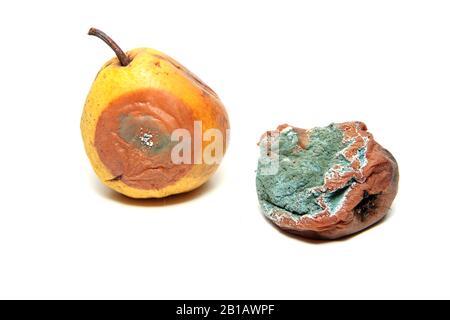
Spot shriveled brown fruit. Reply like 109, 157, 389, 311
256, 122, 399, 240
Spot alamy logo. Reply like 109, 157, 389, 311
258, 131, 280, 175
171, 121, 230, 165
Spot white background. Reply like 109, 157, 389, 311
0, 0, 449, 299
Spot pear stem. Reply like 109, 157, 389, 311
88, 28, 131, 66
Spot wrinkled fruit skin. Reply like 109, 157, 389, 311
81, 48, 229, 198
256, 122, 399, 240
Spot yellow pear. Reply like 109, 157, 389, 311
81, 28, 229, 198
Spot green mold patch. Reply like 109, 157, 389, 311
322, 180, 354, 214
118, 114, 172, 154
257, 124, 358, 217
